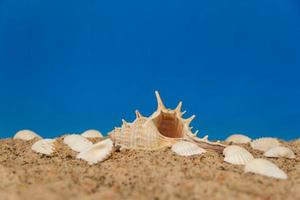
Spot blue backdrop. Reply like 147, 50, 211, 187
0, 1, 299, 140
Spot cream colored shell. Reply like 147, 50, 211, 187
13, 130, 42, 141
81, 129, 103, 138
250, 137, 280, 152
171, 141, 206, 156
63, 134, 93, 152
77, 138, 113, 165
225, 134, 251, 144
245, 158, 287, 179
223, 145, 254, 165
264, 146, 296, 159
31, 139, 55, 155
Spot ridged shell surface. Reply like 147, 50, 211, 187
31, 139, 55, 155
225, 134, 251, 144
250, 137, 280, 152
245, 158, 288, 179
223, 145, 254, 165
77, 138, 113, 165
13, 130, 42, 141
264, 146, 296, 159
171, 141, 206, 156
63, 134, 93, 152
81, 129, 103, 138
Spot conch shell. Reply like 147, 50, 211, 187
109, 91, 225, 152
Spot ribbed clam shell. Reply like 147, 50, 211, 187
77, 138, 113, 165
13, 130, 42, 141
31, 139, 55, 155
250, 137, 280, 152
264, 146, 296, 159
225, 134, 251, 144
81, 129, 103, 138
63, 134, 93, 152
245, 158, 288, 179
171, 141, 206, 156
223, 145, 254, 165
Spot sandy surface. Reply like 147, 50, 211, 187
0, 137, 299, 200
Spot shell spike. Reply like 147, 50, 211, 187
175, 101, 182, 114
184, 115, 195, 126
122, 119, 130, 127
155, 91, 167, 111
181, 110, 187, 116
193, 130, 199, 136
135, 110, 143, 118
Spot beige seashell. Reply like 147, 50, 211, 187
31, 139, 55, 155
81, 129, 103, 138
264, 146, 296, 159
223, 145, 254, 165
13, 130, 42, 141
225, 134, 251, 144
171, 141, 206, 156
250, 137, 280, 152
76, 138, 113, 165
63, 134, 93, 152
109, 91, 225, 152
245, 158, 288, 179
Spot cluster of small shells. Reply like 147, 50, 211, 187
224, 133, 296, 179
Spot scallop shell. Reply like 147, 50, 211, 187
245, 158, 288, 179
171, 141, 206, 156
63, 134, 93, 152
264, 146, 296, 159
76, 138, 113, 165
223, 145, 254, 165
225, 134, 251, 144
81, 129, 103, 138
250, 137, 280, 152
109, 91, 225, 152
31, 139, 55, 155
13, 130, 42, 141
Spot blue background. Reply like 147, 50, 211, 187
0, 1, 299, 140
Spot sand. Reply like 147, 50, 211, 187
0, 137, 299, 200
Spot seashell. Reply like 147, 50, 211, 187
225, 134, 251, 144
76, 138, 113, 164
223, 145, 254, 165
250, 137, 280, 152
264, 146, 296, 159
13, 130, 42, 141
81, 129, 103, 138
171, 141, 206, 156
31, 139, 55, 155
63, 134, 93, 152
109, 91, 225, 152
245, 158, 288, 179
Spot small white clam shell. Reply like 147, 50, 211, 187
264, 146, 296, 159
225, 134, 251, 144
31, 139, 55, 155
250, 137, 280, 152
223, 145, 254, 165
63, 134, 93, 152
76, 138, 113, 165
171, 141, 206, 156
13, 130, 42, 141
245, 158, 288, 179
81, 129, 103, 138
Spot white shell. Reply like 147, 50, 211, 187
245, 158, 288, 179
77, 139, 113, 165
264, 146, 296, 159
63, 134, 93, 152
13, 130, 42, 141
81, 129, 103, 138
31, 139, 55, 155
250, 137, 280, 152
225, 134, 251, 144
171, 141, 206, 156
223, 145, 254, 165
